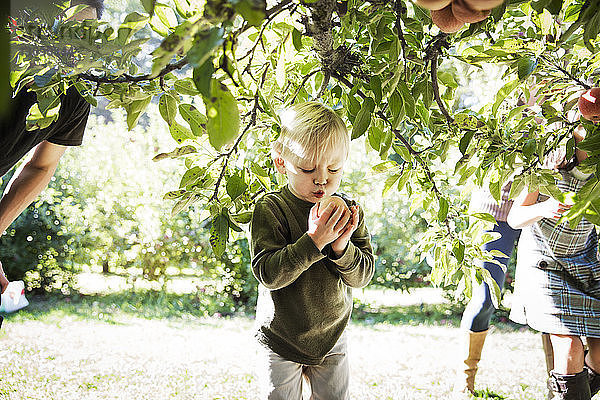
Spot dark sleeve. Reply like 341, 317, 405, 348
250, 197, 326, 290
326, 204, 375, 288
47, 86, 91, 147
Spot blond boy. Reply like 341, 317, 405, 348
250, 101, 374, 399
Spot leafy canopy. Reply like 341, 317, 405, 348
8, 0, 600, 299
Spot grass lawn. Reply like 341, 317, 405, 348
0, 288, 550, 400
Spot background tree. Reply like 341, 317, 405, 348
7, 0, 600, 300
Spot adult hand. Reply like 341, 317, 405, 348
540, 197, 572, 220
331, 205, 359, 257
307, 202, 350, 251
0, 260, 9, 294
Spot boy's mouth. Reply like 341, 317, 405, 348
313, 190, 325, 198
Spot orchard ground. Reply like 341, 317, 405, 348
0, 280, 551, 400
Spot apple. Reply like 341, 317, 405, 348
452, 0, 490, 23
431, 4, 465, 33
316, 195, 350, 218
464, 0, 505, 11
578, 88, 600, 123
412, 0, 452, 11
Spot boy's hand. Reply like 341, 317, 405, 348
307, 202, 351, 251
331, 205, 359, 257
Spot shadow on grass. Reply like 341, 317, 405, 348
1, 290, 253, 325
2, 290, 528, 333
351, 300, 526, 332
351, 301, 462, 327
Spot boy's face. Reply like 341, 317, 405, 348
275, 149, 346, 203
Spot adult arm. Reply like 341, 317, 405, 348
251, 197, 326, 290
0, 141, 66, 234
507, 189, 571, 229
0, 261, 8, 293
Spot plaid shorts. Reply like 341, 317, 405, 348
511, 230, 600, 337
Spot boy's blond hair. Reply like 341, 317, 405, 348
273, 102, 349, 165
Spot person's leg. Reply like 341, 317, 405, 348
461, 222, 520, 332
584, 337, 600, 397
304, 335, 349, 400
548, 334, 590, 400
542, 333, 556, 400
551, 335, 585, 374
455, 222, 520, 394
258, 347, 304, 400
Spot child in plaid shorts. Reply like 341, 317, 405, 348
508, 124, 600, 400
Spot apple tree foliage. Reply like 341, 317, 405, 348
8, 0, 600, 300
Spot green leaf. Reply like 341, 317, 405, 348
389, 91, 404, 129
203, 80, 240, 150
383, 174, 401, 197
210, 212, 229, 257
187, 27, 224, 68
226, 173, 248, 201
170, 121, 194, 144
470, 212, 497, 224
437, 71, 458, 88
455, 113, 479, 130
153, 145, 197, 161
438, 197, 449, 221
292, 27, 303, 51
232, 0, 267, 27
193, 58, 215, 97
352, 97, 375, 140
155, 3, 178, 27
231, 211, 253, 224
517, 57, 537, 80
159, 92, 178, 125
125, 96, 151, 130
174, 78, 200, 96
368, 125, 385, 152
179, 166, 205, 188
452, 240, 465, 263
370, 75, 382, 104
459, 131, 475, 155
141, 0, 157, 15
163, 189, 187, 200
179, 103, 207, 136
398, 82, 415, 119
492, 79, 520, 116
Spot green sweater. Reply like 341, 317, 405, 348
250, 185, 374, 365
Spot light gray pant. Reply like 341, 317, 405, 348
258, 334, 350, 400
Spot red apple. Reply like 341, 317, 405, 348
578, 88, 600, 123
431, 4, 465, 33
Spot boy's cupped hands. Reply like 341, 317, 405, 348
307, 203, 359, 256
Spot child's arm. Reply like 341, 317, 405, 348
327, 204, 375, 288
507, 189, 571, 229
250, 197, 326, 290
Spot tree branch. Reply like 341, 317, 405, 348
79, 58, 188, 84
430, 54, 454, 124
208, 64, 269, 203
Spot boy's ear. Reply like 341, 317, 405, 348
273, 156, 287, 174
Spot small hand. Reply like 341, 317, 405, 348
331, 205, 359, 256
307, 202, 350, 251
540, 198, 572, 219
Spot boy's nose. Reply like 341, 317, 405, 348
313, 175, 327, 185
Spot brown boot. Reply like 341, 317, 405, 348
543, 333, 556, 400
454, 330, 488, 395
